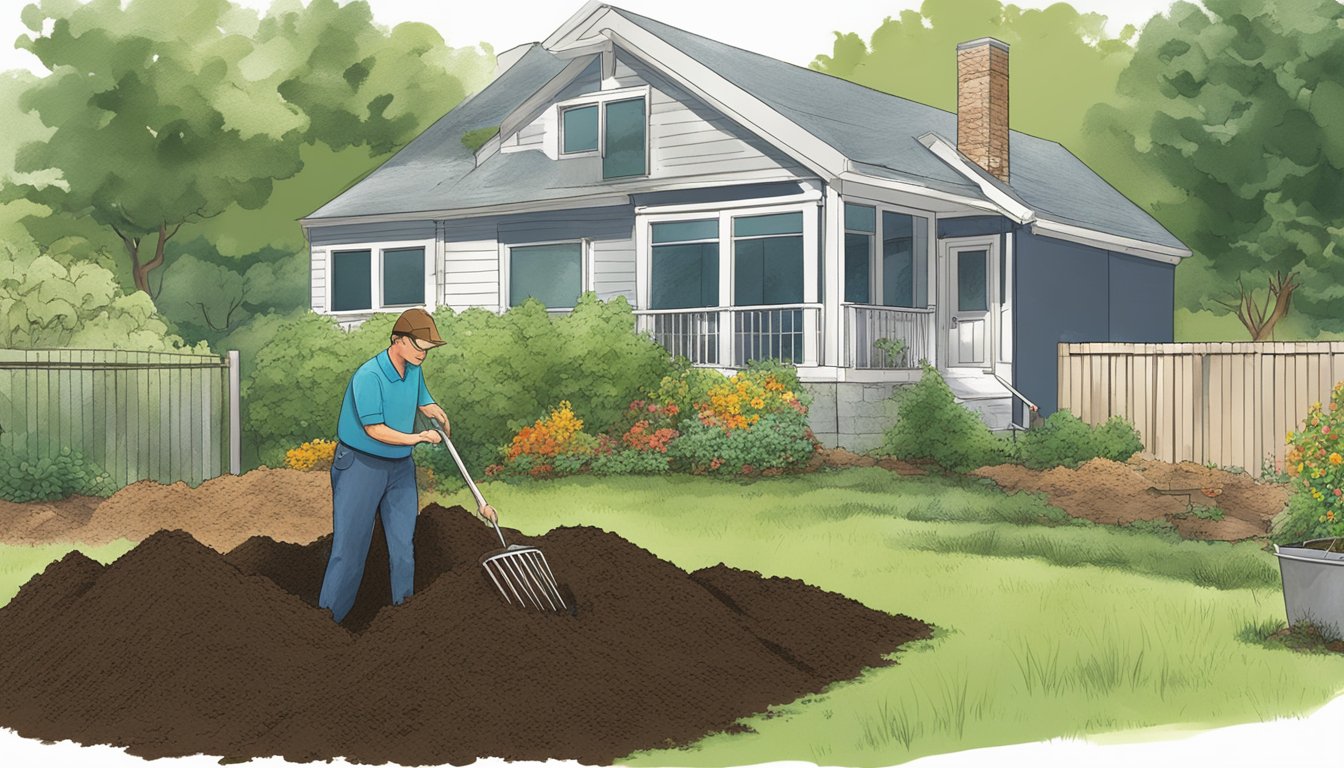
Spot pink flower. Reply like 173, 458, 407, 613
1335, 488, 1343, 497
1325, 426, 1333, 435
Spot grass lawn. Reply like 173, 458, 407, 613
427, 468, 1344, 766
3, 468, 1342, 766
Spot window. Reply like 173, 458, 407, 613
603, 97, 646, 178
332, 250, 372, 312
651, 220, 718, 309
733, 212, 804, 306
881, 211, 929, 309
957, 249, 989, 311
844, 204, 875, 304
330, 245, 426, 312
509, 242, 583, 309
556, 93, 648, 178
382, 247, 425, 307
561, 105, 598, 154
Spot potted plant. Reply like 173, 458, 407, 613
1272, 382, 1344, 638
873, 337, 909, 368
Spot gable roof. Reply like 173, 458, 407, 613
305, 4, 1188, 257
611, 8, 1186, 254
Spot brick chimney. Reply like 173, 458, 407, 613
956, 38, 1010, 182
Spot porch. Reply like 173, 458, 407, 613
632, 303, 935, 372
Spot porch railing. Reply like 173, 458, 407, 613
845, 304, 933, 369
635, 304, 822, 367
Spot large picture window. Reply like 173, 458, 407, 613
732, 212, 804, 306
651, 219, 718, 309
509, 242, 583, 309
330, 245, 426, 312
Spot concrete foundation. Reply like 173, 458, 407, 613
803, 380, 1016, 453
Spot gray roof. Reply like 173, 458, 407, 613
308, 5, 1186, 253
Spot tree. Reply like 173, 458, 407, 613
1084, 0, 1344, 339
13, 0, 306, 299
810, 0, 1136, 157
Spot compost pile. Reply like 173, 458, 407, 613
0, 504, 931, 765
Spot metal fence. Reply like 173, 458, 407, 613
1058, 342, 1344, 479
0, 349, 241, 488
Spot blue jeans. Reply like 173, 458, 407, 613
318, 442, 418, 623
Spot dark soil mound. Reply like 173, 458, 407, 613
0, 504, 932, 765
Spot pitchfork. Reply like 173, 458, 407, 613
429, 420, 568, 613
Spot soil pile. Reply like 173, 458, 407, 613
0, 504, 931, 765
0, 468, 333, 550
972, 457, 1290, 540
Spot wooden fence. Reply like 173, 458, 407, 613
1058, 342, 1344, 479
0, 349, 241, 488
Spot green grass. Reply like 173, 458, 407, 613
425, 468, 1344, 766
4, 469, 1342, 766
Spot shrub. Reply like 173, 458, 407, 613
284, 439, 336, 471
1016, 411, 1144, 469
1273, 382, 1344, 543
244, 294, 678, 473
0, 440, 116, 502
668, 412, 814, 475
490, 401, 597, 479
661, 362, 815, 475
880, 363, 1010, 473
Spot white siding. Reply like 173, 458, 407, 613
310, 247, 326, 312
590, 237, 636, 302
441, 240, 500, 311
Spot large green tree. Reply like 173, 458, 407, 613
1084, 0, 1344, 339
11, 0, 493, 331
13, 0, 305, 298
811, 0, 1136, 157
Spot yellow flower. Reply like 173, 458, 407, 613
1333, 453, 1344, 465
782, 391, 795, 401
750, 397, 765, 409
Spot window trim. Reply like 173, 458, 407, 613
838, 196, 935, 309
500, 238, 590, 312
323, 238, 436, 316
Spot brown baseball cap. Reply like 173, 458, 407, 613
392, 308, 447, 347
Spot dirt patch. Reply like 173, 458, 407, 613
971, 457, 1290, 541
0, 495, 103, 544
811, 447, 926, 476
0, 503, 931, 765
0, 468, 332, 551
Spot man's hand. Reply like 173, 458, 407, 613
417, 429, 442, 445
478, 503, 498, 523
420, 404, 449, 436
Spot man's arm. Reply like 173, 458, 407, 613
364, 423, 441, 446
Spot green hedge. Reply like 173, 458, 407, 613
1017, 410, 1145, 469
243, 294, 678, 473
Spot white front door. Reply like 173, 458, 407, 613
943, 239, 995, 368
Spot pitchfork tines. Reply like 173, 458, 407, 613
431, 421, 568, 613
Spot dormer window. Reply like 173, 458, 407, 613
561, 105, 598, 153
556, 89, 648, 179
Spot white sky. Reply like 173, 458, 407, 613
0, 0, 1182, 74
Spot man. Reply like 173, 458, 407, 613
318, 307, 497, 624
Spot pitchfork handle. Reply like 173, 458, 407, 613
429, 419, 509, 550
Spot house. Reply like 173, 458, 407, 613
301, 2, 1191, 451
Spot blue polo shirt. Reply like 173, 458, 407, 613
336, 350, 435, 459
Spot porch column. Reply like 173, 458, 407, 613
821, 184, 844, 367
